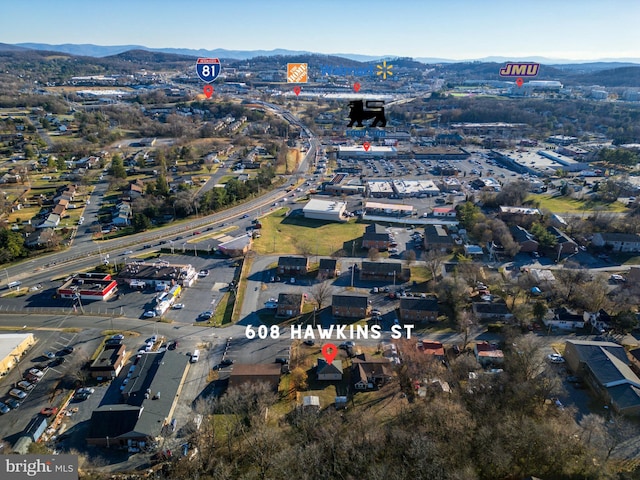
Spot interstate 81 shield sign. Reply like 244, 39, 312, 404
196, 58, 221, 83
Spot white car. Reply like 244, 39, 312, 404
547, 354, 565, 364
143, 311, 157, 318
123, 250, 133, 255
173, 303, 184, 309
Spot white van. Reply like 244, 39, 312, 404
190, 349, 200, 363
7, 281, 21, 290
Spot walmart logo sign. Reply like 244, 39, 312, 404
320, 61, 393, 79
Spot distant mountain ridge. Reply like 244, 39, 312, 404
13, 43, 640, 66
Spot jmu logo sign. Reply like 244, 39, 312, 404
499, 63, 540, 77
196, 58, 221, 83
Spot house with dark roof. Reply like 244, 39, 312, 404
424, 225, 454, 252
276, 293, 304, 318
317, 359, 343, 381
359, 261, 409, 282
86, 350, 190, 448
352, 354, 393, 390
318, 258, 338, 278
592, 232, 640, 253
228, 363, 282, 391
548, 226, 578, 255
564, 340, 640, 415
509, 225, 539, 253
472, 302, 513, 320
362, 224, 391, 250
277, 256, 309, 276
332, 294, 370, 318
399, 297, 439, 322
24, 228, 56, 248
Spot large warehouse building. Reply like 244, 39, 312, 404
303, 198, 348, 222
0, 333, 36, 376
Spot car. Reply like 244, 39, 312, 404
303, 340, 315, 346
198, 311, 213, 320
0, 402, 10, 414
40, 407, 59, 416
275, 357, 289, 364
17, 381, 35, 391
123, 250, 133, 255
149, 335, 158, 343
59, 346, 74, 356
5, 398, 20, 410
220, 358, 234, 366
106, 338, 122, 346
240, 214, 249, 219
28, 368, 44, 378
74, 392, 90, 401
173, 303, 184, 309
547, 353, 565, 364
339, 341, 355, 349
371, 310, 382, 316
198, 270, 209, 277
167, 341, 178, 350
44, 351, 55, 359
48, 357, 65, 368
9, 389, 27, 400
143, 310, 157, 318
111, 335, 124, 341
193, 231, 201, 235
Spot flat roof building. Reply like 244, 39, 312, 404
119, 261, 198, 289
0, 333, 35, 376
57, 272, 118, 301
302, 198, 347, 222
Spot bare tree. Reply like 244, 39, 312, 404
309, 280, 332, 310
404, 249, 417, 266
422, 250, 444, 280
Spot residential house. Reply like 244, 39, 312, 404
318, 258, 338, 279
498, 206, 542, 224
564, 340, 640, 415
25, 228, 56, 249
277, 256, 309, 276
548, 226, 578, 255
317, 359, 343, 381
424, 225, 454, 252
592, 233, 640, 253
362, 224, 391, 250
399, 297, 439, 322
543, 307, 586, 331
112, 202, 131, 226
36, 213, 60, 229
352, 354, 393, 390
52, 203, 67, 217
419, 340, 445, 360
276, 293, 304, 318
474, 342, 504, 367
432, 207, 457, 218
583, 310, 612, 334
126, 179, 145, 199
509, 225, 539, 252
359, 261, 409, 282
472, 302, 514, 321
332, 294, 370, 319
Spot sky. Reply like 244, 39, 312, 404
1, 0, 639, 60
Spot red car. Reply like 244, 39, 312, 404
40, 407, 58, 416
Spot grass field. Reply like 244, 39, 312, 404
253, 208, 366, 256
528, 194, 627, 213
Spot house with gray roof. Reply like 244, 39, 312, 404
592, 232, 640, 253
564, 340, 640, 415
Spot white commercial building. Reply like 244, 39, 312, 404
392, 180, 440, 197
303, 198, 347, 222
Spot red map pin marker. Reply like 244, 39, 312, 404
321, 343, 338, 365
354, 82, 361, 93
515, 78, 524, 87
203, 85, 214, 98
293, 86, 301, 96
363, 142, 371, 152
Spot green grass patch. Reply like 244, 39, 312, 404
528, 194, 627, 213
253, 208, 365, 256
211, 291, 235, 326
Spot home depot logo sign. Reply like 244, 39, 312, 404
287, 63, 308, 83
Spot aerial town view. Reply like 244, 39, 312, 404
1, 1, 640, 479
